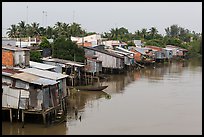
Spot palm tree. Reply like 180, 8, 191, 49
6, 24, 18, 38
69, 22, 84, 37
141, 28, 147, 39
102, 32, 111, 40
54, 22, 63, 38
30, 22, 40, 37
149, 27, 158, 39
39, 27, 46, 36
165, 27, 170, 37
61, 22, 69, 37
46, 26, 54, 39
170, 24, 179, 37
135, 30, 141, 39
18, 21, 27, 37
110, 28, 119, 40
25, 24, 33, 37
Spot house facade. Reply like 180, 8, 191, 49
2, 45, 30, 68
84, 46, 124, 72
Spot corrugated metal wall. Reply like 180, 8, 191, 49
2, 85, 20, 109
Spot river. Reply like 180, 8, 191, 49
2, 58, 202, 135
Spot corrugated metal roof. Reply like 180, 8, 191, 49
134, 47, 147, 55
2, 45, 30, 51
162, 48, 173, 51
87, 58, 102, 63
145, 46, 162, 51
20, 68, 68, 80
84, 46, 124, 59
116, 47, 135, 54
29, 61, 57, 70
107, 49, 130, 56
2, 68, 22, 74
2, 72, 13, 77
42, 58, 85, 67
2, 68, 23, 76
11, 72, 58, 86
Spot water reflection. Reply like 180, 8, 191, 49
2, 121, 68, 135
66, 90, 111, 120
101, 60, 191, 94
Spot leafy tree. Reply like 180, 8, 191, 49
30, 50, 42, 62
166, 37, 182, 47
187, 38, 202, 57
39, 37, 51, 49
52, 37, 85, 62
145, 39, 165, 47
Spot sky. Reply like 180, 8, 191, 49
2, 2, 202, 37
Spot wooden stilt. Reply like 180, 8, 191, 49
71, 78, 74, 87
42, 113, 46, 125
10, 108, 12, 123
17, 109, 20, 120
22, 110, 24, 128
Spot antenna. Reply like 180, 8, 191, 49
42, 11, 45, 27
26, 5, 28, 24
45, 11, 47, 27
73, 10, 75, 23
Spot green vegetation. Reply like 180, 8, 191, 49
39, 37, 51, 49
30, 50, 42, 62
6, 21, 202, 60
6, 21, 86, 39
52, 37, 85, 62
186, 38, 202, 58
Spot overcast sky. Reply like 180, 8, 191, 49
2, 2, 202, 37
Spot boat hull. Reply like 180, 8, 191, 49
75, 85, 108, 91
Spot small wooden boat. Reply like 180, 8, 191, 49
75, 85, 108, 91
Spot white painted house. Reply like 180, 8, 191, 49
16, 37, 40, 47
71, 34, 103, 46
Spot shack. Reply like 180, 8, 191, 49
129, 46, 155, 64
83, 46, 124, 73
145, 45, 166, 62
85, 56, 102, 75
19, 68, 68, 97
41, 57, 85, 86
165, 45, 188, 59
2, 45, 30, 68
162, 48, 173, 59
2, 68, 67, 125
106, 48, 134, 67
